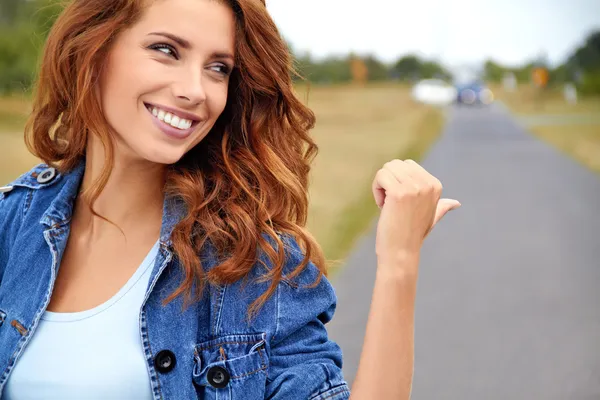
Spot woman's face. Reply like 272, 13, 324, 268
98, 0, 236, 165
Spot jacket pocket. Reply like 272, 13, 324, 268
192, 333, 269, 399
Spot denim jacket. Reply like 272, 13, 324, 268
0, 162, 351, 399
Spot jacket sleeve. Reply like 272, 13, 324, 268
264, 237, 351, 400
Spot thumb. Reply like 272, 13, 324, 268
433, 198, 461, 226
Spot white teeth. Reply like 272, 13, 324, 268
178, 119, 188, 129
150, 105, 194, 130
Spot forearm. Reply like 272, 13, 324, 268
349, 253, 419, 400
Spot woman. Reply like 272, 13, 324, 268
0, 0, 460, 399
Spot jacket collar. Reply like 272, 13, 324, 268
37, 160, 186, 247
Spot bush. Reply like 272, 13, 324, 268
578, 71, 600, 95
0, 0, 62, 94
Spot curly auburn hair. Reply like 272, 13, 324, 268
24, 0, 326, 317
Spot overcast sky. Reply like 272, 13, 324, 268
266, 0, 600, 67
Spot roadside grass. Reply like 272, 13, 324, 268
492, 83, 600, 176
0, 95, 37, 184
0, 83, 445, 270
492, 84, 600, 115
529, 124, 600, 175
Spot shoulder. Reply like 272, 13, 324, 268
248, 232, 339, 332
219, 232, 337, 329
0, 162, 82, 233
0, 163, 61, 213
259, 232, 327, 288
1, 163, 65, 197
0, 164, 68, 275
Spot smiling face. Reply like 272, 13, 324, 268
97, 0, 236, 165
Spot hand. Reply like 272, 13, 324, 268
372, 159, 460, 271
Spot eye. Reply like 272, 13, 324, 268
210, 64, 232, 76
148, 43, 179, 59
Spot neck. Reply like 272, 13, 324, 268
73, 134, 166, 241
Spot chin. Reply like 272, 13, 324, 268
136, 145, 187, 166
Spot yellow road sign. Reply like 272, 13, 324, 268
532, 67, 549, 87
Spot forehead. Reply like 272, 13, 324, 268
135, 0, 236, 50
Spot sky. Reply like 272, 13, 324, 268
266, 0, 600, 68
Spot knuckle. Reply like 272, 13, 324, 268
410, 183, 422, 196
388, 159, 402, 168
432, 178, 443, 193
435, 178, 443, 191
389, 188, 405, 201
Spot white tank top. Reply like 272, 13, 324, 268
4, 240, 160, 400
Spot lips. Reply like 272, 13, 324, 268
144, 102, 202, 140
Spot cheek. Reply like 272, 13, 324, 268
99, 60, 134, 124
98, 52, 154, 133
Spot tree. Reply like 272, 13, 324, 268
363, 55, 389, 81
483, 59, 506, 82
391, 54, 451, 81
544, 30, 600, 94
0, 0, 22, 26
0, 0, 64, 93
392, 55, 421, 81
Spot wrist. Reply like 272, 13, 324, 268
376, 250, 420, 282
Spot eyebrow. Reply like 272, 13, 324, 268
147, 32, 235, 62
148, 32, 191, 49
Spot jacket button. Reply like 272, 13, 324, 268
37, 168, 56, 184
154, 350, 176, 373
207, 366, 230, 389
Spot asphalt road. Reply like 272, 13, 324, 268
327, 103, 600, 399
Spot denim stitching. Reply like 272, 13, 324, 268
231, 364, 267, 380
214, 285, 226, 336
273, 283, 280, 342
310, 384, 351, 400
197, 339, 263, 351
212, 285, 226, 337
10, 320, 28, 336
22, 189, 33, 216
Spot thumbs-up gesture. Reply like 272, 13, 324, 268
372, 159, 460, 273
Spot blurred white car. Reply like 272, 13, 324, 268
411, 79, 457, 106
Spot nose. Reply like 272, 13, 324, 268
172, 68, 206, 106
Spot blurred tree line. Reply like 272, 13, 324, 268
5, 0, 598, 95
0, 0, 62, 93
483, 30, 600, 95
0, 0, 452, 94
291, 47, 453, 85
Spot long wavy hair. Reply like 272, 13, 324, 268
25, 0, 326, 317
